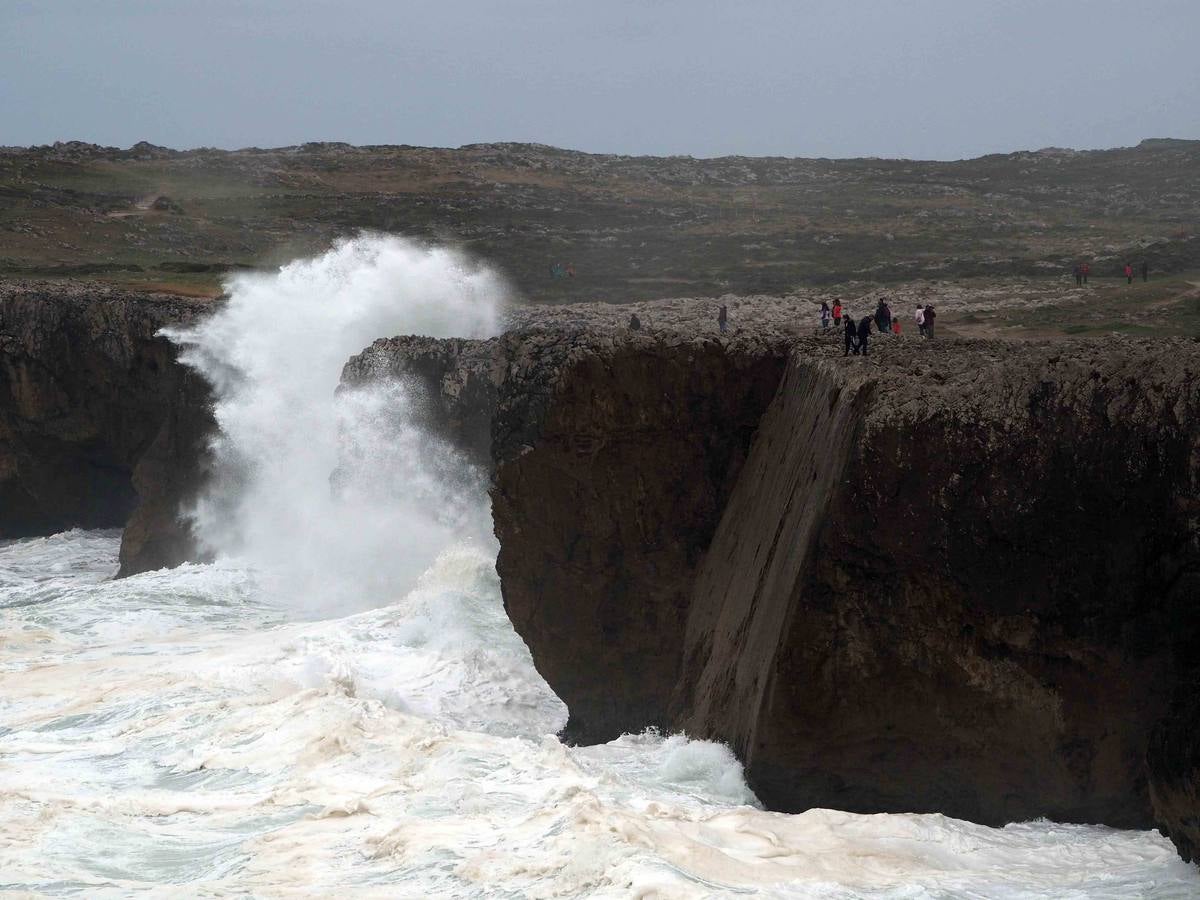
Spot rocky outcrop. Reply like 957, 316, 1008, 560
1149, 685, 1200, 862
675, 343, 1199, 835
342, 335, 500, 469
0, 281, 213, 574
350, 298, 1200, 862
344, 299, 806, 739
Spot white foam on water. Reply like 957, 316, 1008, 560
2, 236, 1197, 897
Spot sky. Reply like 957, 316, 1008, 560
2, 0, 1198, 161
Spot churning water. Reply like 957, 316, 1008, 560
2, 236, 1197, 897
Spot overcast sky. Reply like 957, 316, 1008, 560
3, 0, 1197, 160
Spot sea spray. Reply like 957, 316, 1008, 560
163, 234, 505, 614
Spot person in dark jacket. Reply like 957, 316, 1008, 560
874, 299, 892, 335
1142, 260, 1149, 282
923, 304, 937, 339
857, 315, 872, 356
629, 313, 641, 331
1073, 264, 1082, 286
718, 304, 728, 334
843, 315, 857, 356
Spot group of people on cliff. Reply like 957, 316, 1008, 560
818, 298, 936, 355
628, 299, 936, 348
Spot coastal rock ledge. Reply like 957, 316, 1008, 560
0, 281, 213, 575
344, 298, 1200, 863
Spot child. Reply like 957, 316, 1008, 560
819, 302, 831, 330
891, 318, 901, 336
832, 301, 843, 326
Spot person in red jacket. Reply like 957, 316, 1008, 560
832, 301, 843, 326
1125, 263, 1134, 285
1082, 262, 1090, 284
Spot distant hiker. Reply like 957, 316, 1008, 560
915, 305, 926, 337
857, 315, 873, 356
566, 262, 576, 278
718, 304, 728, 334
1082, 262, 1090, 284
832, 301, 843, 326
843, 315, 857, 356
819, 302, 831, 330
629, 313, 641, 331
874, 299, 891, 335
1142, 260, 1149, 282
1125, 263, 1134, 285
923, 304, 937, 339
891, 318, 902, 336
1073, 264, 1082, 286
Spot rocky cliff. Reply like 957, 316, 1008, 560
676, 343, 1199, 834
0, 281, 213, 574
347, 298, 1200, 862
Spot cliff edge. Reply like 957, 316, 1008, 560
346, 298, 1200, 862
0, 281, 213, 574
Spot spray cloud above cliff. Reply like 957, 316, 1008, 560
164, 234, 506, 614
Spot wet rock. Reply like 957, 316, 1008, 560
0, 280, 214, 574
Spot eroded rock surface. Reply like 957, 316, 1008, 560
676, 342, 1200, 835
0, 281, 214, 574
350, 298, 1200, 862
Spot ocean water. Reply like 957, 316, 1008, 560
2, 236, 1197, 898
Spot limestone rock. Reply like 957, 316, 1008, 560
0, 280, 214, 574
349, 297, 1200, 862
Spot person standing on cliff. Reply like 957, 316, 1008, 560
843, 314, 857, 356
915, 305, 926, 337
1125, 262, 1134, 285
718, 303, 728, 334
1073, 264, 1082, 286
1082, 262, 1090, 284
819, 301, 831, 330
857, 315, 873, 356
874, 299, 891, 335
832, 300, 843, 327
1142, 260, 1149, 282
629, 312, 641, 331
923, 304, 937, 339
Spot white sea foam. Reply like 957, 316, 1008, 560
1, 237, 1197, 896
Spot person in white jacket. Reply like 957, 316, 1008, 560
915, 305, 926, 338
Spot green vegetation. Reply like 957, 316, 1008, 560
944, 276, 1200, 339
2, 140, 1198, 318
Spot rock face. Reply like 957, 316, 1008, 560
0, 281, 213, 574
676, 344, 1199, 833
350, 298, 1200, 862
